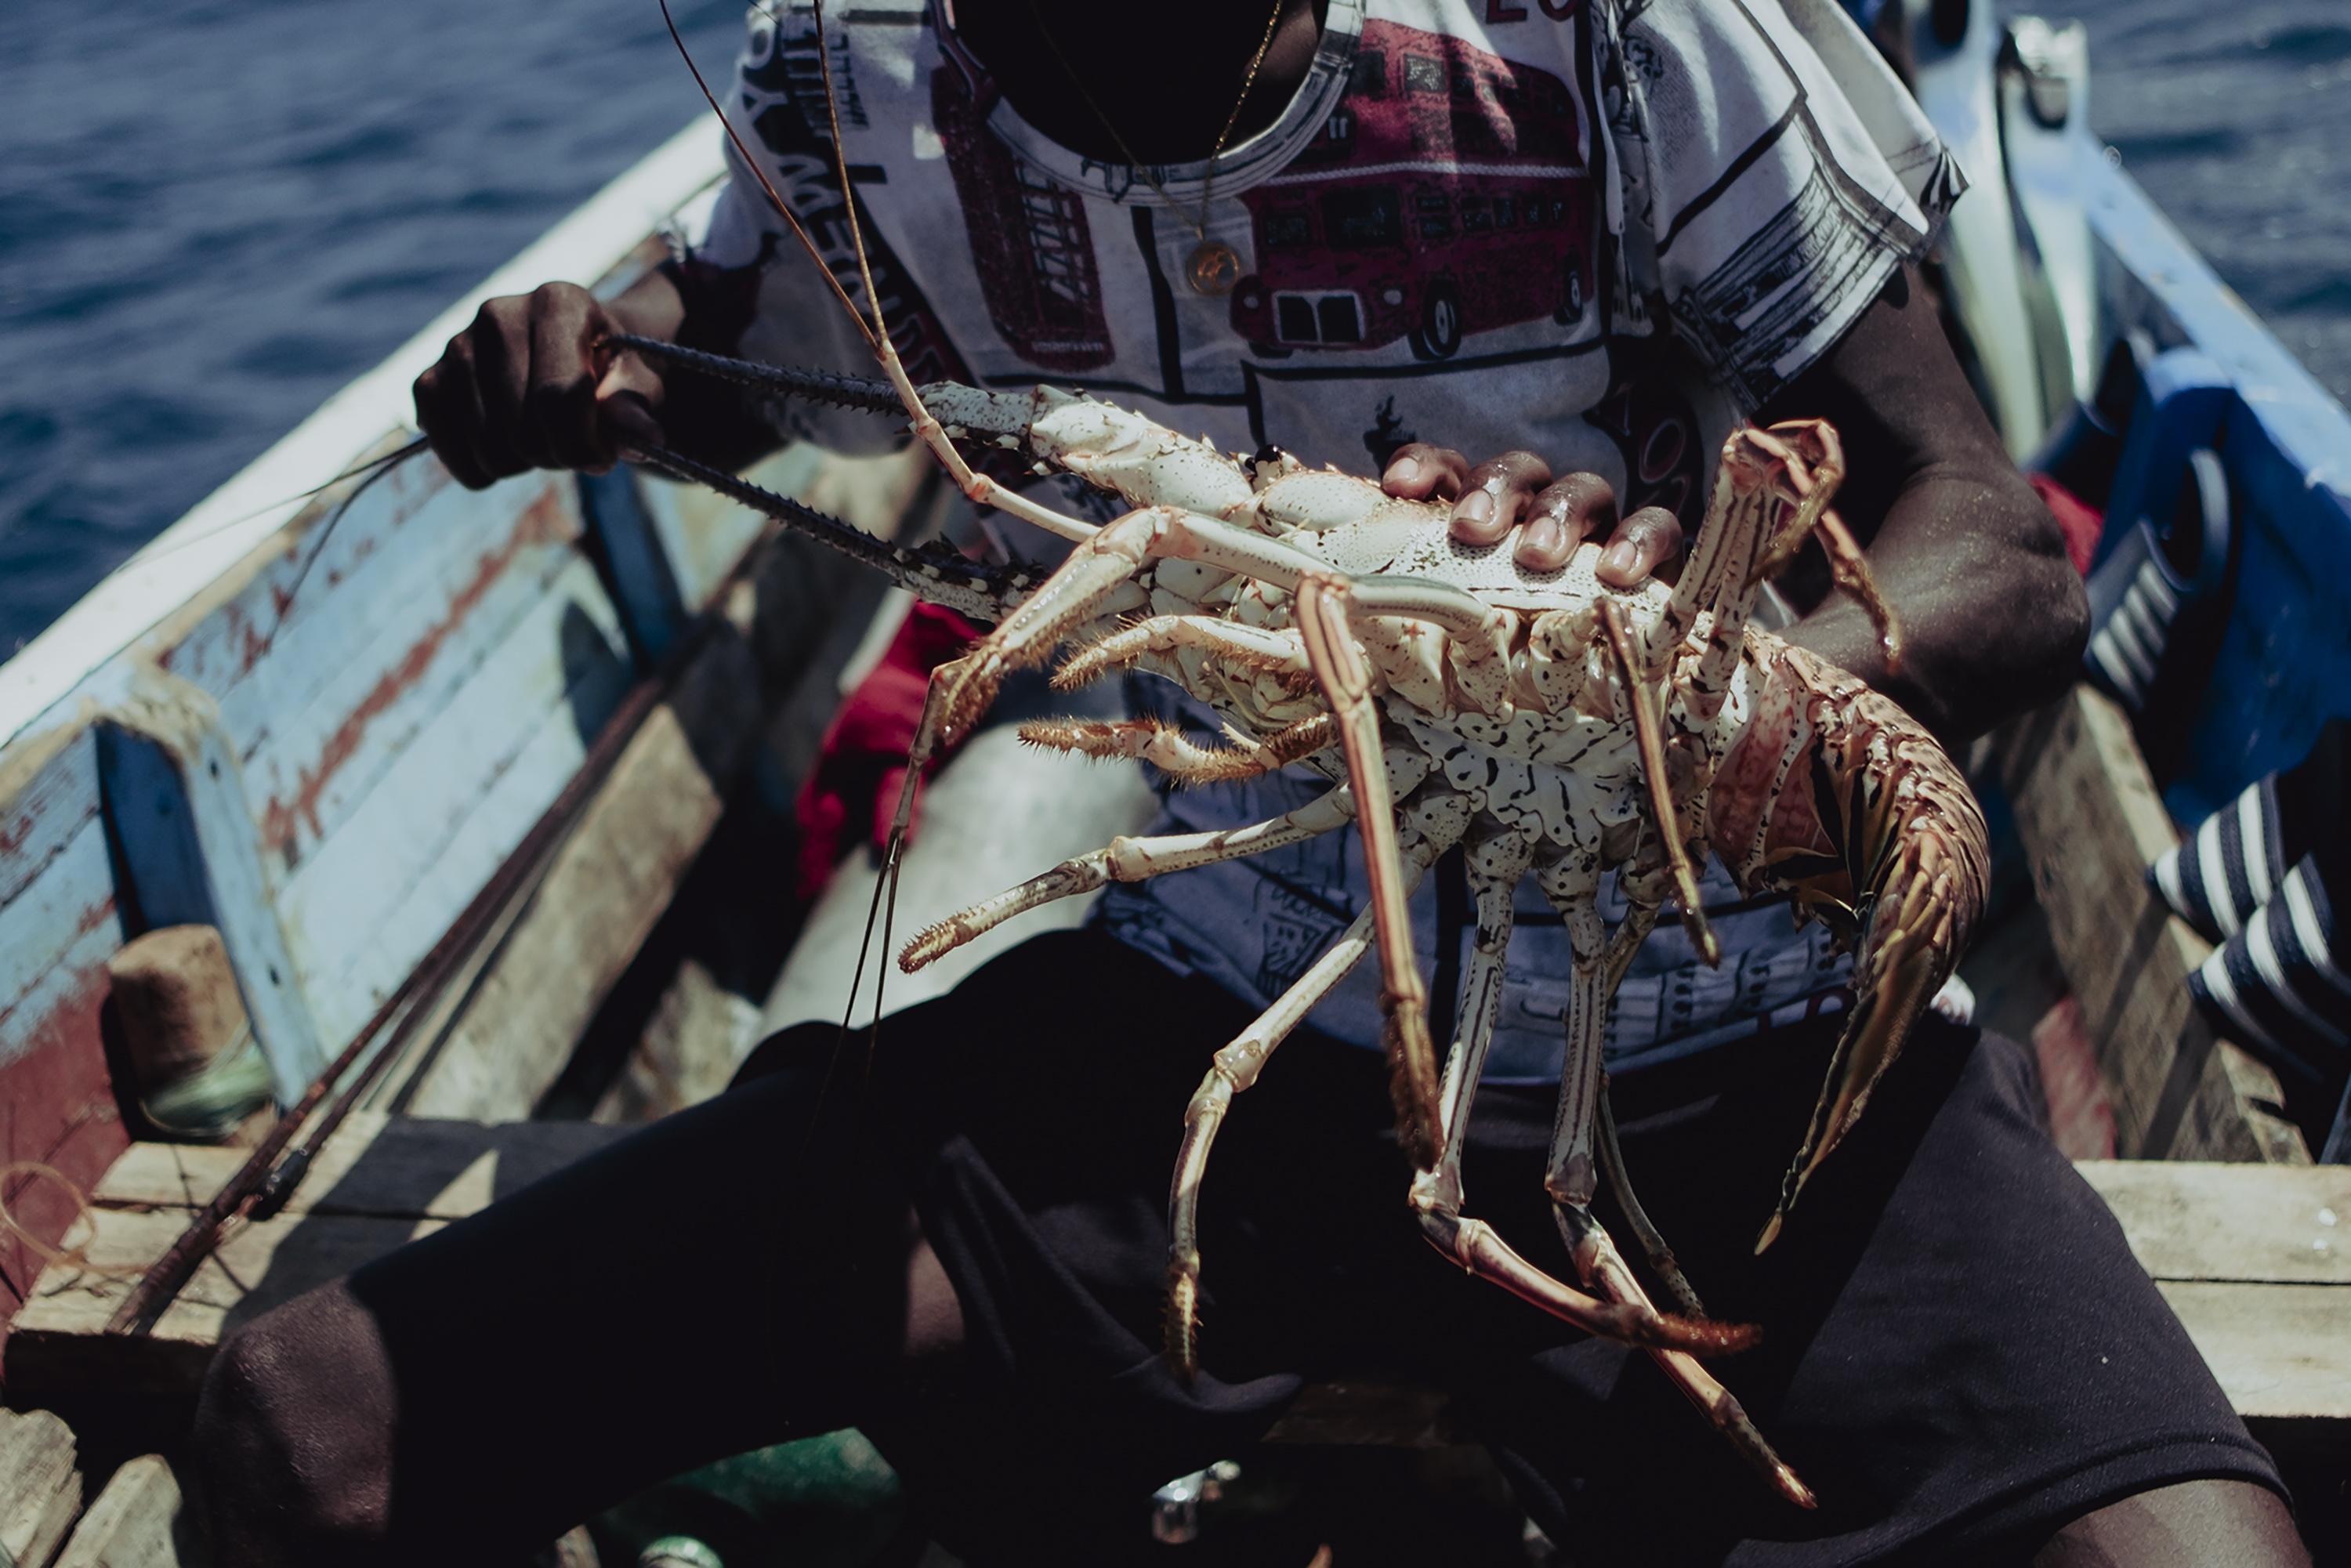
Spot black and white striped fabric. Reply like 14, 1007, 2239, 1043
2085, 552, 2181, 712
2190, 853, 2349, 1089
2150, 774, 2288, 944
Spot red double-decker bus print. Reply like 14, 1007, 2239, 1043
931, 64, 1114, 372
1230, 20, 1596, 359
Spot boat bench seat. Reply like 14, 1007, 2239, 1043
7, 1118, 2345, 1466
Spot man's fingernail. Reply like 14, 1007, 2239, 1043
1603, 541, 1641, 578
1455, 488, 1495, 527
1523, 516, 1563, 556
1388, 458, 1422, 487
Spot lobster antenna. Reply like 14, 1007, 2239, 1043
806, 0, 889, 345
656, 0, 876, 350
813, 0, 913, 1067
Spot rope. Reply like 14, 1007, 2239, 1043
0, 1161, 140, 1277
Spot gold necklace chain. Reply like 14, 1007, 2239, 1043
1022, 0, 1289, 294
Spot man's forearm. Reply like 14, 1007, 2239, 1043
1784, 462, 2085, 745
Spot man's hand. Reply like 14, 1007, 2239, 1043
413, 281, 671, 490
1382, 444, 1685, 586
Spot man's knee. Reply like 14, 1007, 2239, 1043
2036, 1477, 2309, 1567
192, 1279, 398, 1564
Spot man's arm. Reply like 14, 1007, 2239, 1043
1755, 267, 2088, 744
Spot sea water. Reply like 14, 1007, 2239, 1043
0, 0, 2343, 653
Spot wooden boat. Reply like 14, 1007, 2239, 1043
0, 2, 2342, 1561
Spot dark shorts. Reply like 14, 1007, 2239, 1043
749, 928, 2281, 1565
344, 928, 2281, 1565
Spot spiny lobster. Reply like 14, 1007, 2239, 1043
616, 0, 1991, 1507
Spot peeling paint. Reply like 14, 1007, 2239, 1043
258, 490, 575, 866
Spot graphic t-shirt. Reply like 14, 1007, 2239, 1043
697, 0, 1960, 1080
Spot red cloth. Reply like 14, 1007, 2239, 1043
794, 602, 983, 900
2028, 470, 2103, 578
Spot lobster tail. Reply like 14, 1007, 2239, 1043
1724, 643, 1991, 1252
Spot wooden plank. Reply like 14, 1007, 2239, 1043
589, 958, 763, 1125
401, 624, 761, 1118
275, 555, 635, 1052
396, 478, 897, 1122
1996, 686, 2309, 1162
151, 438, 446, 747
6, 1117, 626, 1400
234, 480, 599, 879
89, 1113, 621, 1222
0, 712, 100, 910
2154, 1281, 2351, 1424
0, 1407, 82, 1568
2079, 1161, 2351, 1286
52, 1454, 189, 1568
0, 817, 124, 1066
9, 1208, 429, 1398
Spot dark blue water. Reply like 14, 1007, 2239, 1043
1, 0, 2344, 654
2060, 0, 2351, 404
0, 0, 742, 655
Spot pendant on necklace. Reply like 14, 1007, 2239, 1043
1186, 239, 1241, 296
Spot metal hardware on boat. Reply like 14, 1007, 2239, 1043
1149, 1459, 1241, 1544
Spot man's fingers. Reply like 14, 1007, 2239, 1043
1519, 472, 1617, 570
465, 301, 536, 476
528, 288, 609, 473
412, 363, 488, 490
415, 339, 498, 491
1596, 505, 1687, 587
1447, 450, 1552, 545
1381, 442, 1471, 502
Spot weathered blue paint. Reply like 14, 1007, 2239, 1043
96, 666, 325, 1099
0, 719, 100, 914
228, 474, 597, 876
275, 553, 635, 1050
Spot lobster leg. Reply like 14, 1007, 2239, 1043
1601, 599, 1719, 966
1578, 898, 1709, 1316
1536, 881, 1813, 1508
938, 504, 1505, 744
897, 754, 1429, 972
1594, 1078, 1707, 1319
1744, 422, 1900, 672
1052, 615, 1311, 692
1017, 713, 1337, 784
1553, 1200, 1816, 1508
1165, 788, 1473, 1375
1404, 838, 1739, 1358
1665, 425, 1905, 719
1295, 575, 1447, 1166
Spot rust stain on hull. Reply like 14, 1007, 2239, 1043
258, 488, 575, 869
